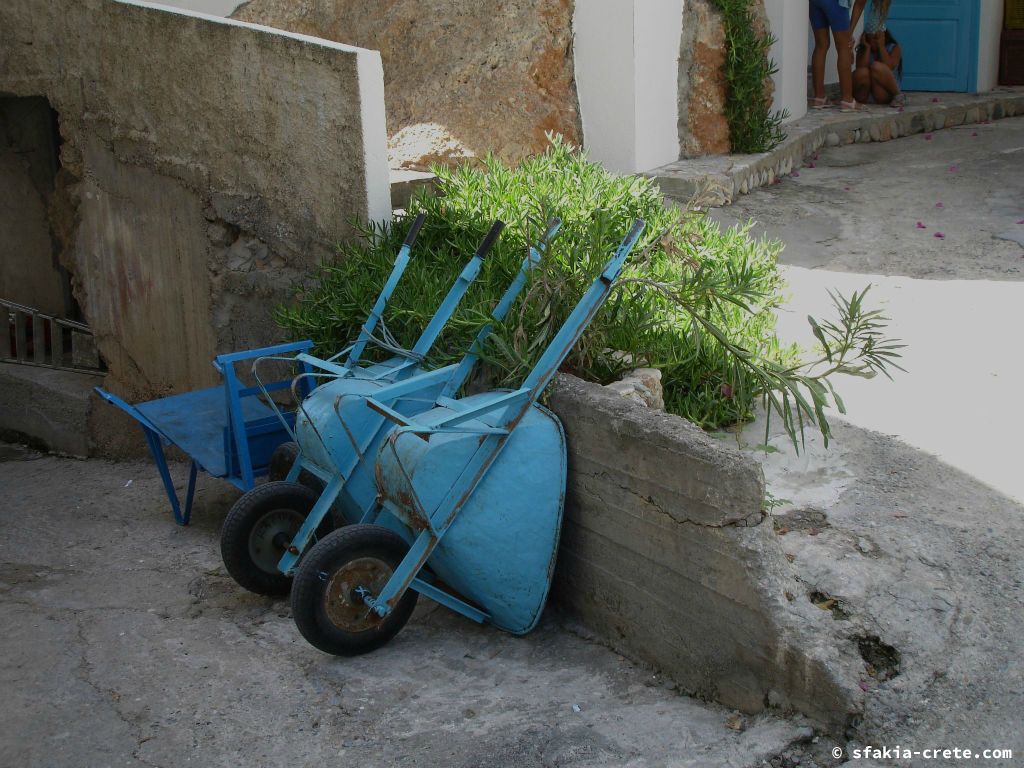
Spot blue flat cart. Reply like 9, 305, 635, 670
95, 341, 317, 525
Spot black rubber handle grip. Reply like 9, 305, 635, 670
402, 212, 427, 248
625, 219, 646, 244
543, 217, 562, 242
475, 219, 505, 258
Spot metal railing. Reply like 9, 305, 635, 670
1, 298, 105, 375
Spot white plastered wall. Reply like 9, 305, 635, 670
765, 0, 809, 123
977, 0, 1005, 92
573, 0, 683, 173
146, 0, 242, 15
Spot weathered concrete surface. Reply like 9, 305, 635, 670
709, 117, 1024, 763
0, 363, 96, 456
0, 445, 814, 767
0, 0, 389, 425
232, 0, 582, 169
654, 87, 1024, 205
548, 375, 865, 734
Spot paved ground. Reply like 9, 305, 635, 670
712, 117, 1024, 765
0, 445, 810, 768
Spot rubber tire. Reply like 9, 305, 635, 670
291, 524, 418, 656
267, 441, 324, 493
220, 481, 334, 597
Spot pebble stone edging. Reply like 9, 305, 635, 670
648, 88, 1024, 206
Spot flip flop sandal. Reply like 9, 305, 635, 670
839, 100, 869, 112
811, 97, 832, 109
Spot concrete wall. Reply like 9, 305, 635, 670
548, 375, 864, 733
0, 0, 390, 451
573, 0, 683, 173
765, 0, 809, 123
978, 0, 1005, 92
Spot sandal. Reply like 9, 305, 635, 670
811, 97, 832, 109
890, 93, 907, 108
839, 100, 868, 112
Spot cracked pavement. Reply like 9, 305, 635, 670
1, 446, 810, 768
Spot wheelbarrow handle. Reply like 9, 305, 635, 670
475, 219, 505, 258
402, 211, 427, 248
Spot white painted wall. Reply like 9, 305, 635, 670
765, 0, 808, 123
977, 0, 1005, 91
573, 0, 682, 173
147, 0, 242, 15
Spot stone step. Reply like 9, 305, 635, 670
647, 87, 1024, 206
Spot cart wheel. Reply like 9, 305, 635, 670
291, 525, 418, 656
267, 441, 324, 492
220, 481, 334, 597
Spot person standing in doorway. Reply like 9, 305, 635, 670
809, 0, 869, 111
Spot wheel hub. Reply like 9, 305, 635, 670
323, 557, 394, 632
248, 508, 304, 574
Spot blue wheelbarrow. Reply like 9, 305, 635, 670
288, 219, 646, 655
220, 218, 563, 595
93, 213, 496, 525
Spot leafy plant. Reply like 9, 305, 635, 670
713, 0, 789, 153
276, 137, 901, 448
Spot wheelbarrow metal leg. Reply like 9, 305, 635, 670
182, 460, 198, 526
409, 576, 489, 624
276, 474, 344, 575
142, 427, 190, 526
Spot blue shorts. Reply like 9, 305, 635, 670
809, 0, 851, 32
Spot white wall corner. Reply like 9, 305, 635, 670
632, 0, 683, 171
765, 0, 808, 123
977, 0, 1005, 92
573, 0, 638, 173
356, 49, 393, 225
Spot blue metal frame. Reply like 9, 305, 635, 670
276, 219, 563, 574
358, 220, 645, 626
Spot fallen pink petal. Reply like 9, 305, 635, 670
934, 232, 945, 239
916, 222, 926, 229
859, 681, 871, 692
936, 202, 945, 209
972, 131, 978, 137
808, 162, 816, 168
925, 134, 933, 140
949, 166, 959, 173
792, 171, 800, 177
932, 97, 941, 103
1017, 219, 1024, 225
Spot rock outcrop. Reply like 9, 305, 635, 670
233, 0, 582, 169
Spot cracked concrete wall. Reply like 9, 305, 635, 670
548, 375, 865, 734
0, 0, 390, 454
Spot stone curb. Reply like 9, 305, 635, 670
648, 88, 1024, 206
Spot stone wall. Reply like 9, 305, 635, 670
232, 0, 582, 170
548, 375, 864, 733
0, 0, 390, 453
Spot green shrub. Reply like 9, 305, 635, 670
276, 138, 900, 446
713, 0, 788, 153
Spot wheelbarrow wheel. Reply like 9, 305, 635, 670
220, 481, 334, 597
267, 441, 324, 493
291, 524, 418, 656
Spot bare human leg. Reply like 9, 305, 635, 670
869, 61, 901, 104
812, 27, 831, 101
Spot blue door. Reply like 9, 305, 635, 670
884, 0, 980, 91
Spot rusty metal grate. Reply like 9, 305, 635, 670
1, 298, 105, 375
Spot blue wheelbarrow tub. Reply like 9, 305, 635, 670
374, 394, 567, 635
294, 373, 447, 520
